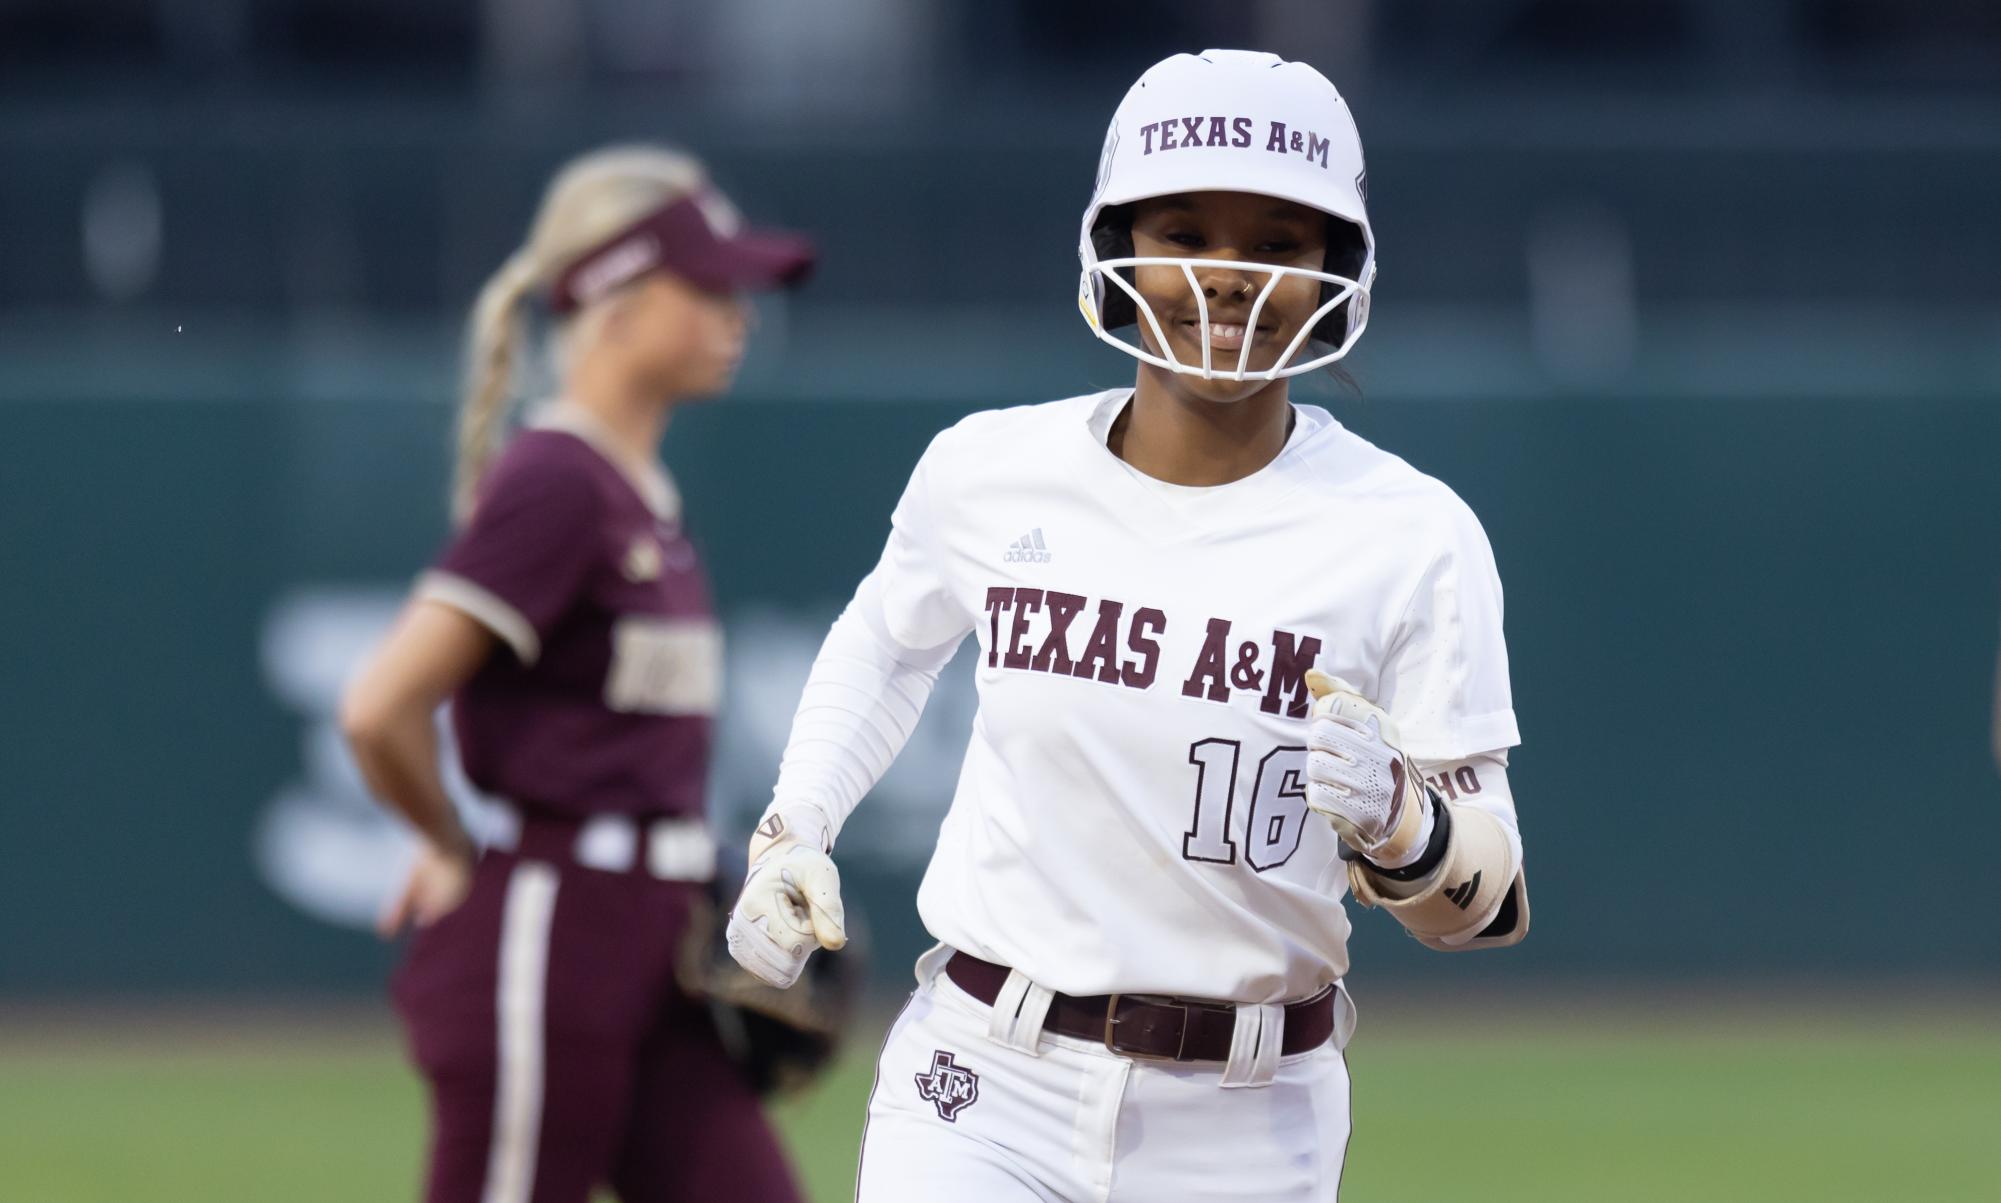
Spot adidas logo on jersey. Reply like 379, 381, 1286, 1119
1003, 529, 1052, 564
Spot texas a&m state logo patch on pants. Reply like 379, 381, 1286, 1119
914, 1050, 979, 1121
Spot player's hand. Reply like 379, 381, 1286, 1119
727, 820, 847, 990
378, 837, 475, 938
1303, 670, 1428, 863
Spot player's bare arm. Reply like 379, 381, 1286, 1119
339, 599, 493, 933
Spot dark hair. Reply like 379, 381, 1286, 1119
1321, 360, 1363, 396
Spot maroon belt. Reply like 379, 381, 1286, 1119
944, 951, 1335, 1063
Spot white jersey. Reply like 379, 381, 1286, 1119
854, 389, 1518, 1004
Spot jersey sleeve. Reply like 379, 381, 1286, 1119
761, 432, 976, 844
1378, 495, 1520, 761
862, 432, 978, 655
1415, 751, 1520, 851
419, 447, 605, 665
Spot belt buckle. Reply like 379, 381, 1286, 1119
1102, 993, 1197, 1062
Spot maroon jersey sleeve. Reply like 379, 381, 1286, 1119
421, 438, 606, 664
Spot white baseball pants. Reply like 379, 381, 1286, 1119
855, 946, 1356, 1203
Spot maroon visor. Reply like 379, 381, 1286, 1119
547, 190, 816, 314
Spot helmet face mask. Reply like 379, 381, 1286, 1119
1077, 50, 1376, 382
1085, 251, 1370, 382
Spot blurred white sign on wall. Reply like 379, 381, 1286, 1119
254, 587, 975, 929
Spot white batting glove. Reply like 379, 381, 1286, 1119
726, 809, 847, 989
1303, 669, 1431, 866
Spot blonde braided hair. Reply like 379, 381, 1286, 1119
452, 146, 708, 520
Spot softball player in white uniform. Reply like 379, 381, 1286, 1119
729, 50, 1531, 1202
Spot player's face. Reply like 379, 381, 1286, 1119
612, 273, 751, 402
1128, 191, 1329, 402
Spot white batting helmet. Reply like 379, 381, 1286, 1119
1078, 49, 1376, 381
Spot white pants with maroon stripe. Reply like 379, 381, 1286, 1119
856, 946, 1356, 1203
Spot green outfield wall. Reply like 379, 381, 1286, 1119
3, 391, 1998, 995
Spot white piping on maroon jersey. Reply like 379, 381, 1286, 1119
418, 570, 541, 664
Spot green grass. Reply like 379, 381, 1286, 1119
2, 1013, 1996, 1201
1342, 1028, 2001, 1202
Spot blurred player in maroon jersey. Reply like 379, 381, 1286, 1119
341, 146, 814, 1203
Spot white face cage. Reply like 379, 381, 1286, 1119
1079, 254, 1374, 382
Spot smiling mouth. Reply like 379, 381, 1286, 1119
1178, 319, 1273, 353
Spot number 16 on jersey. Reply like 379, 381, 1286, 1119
1183, 739, 1310, 872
